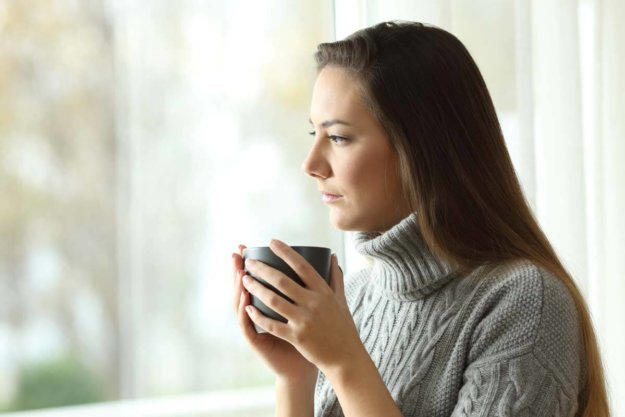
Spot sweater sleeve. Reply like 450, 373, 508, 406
450, 264, 584, 417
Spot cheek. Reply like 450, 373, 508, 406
338, 162, 361, 191
338, 151, 390, 196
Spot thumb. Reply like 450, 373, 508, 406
329, 253, 346, 303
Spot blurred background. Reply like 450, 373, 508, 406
0, 0, 623, 416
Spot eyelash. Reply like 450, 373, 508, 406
308, 131, 348, 145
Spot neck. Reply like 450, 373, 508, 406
353, 212, 459, 301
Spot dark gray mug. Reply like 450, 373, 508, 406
242, 246, 332, 333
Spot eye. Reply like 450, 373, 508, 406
328, 135, 347, 144
308, 131, 348, 145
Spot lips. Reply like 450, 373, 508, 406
321, 192, 343, 203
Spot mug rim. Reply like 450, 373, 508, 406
243, 245, 331, 251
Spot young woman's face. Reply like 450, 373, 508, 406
302, 65, 412, 232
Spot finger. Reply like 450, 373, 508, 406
241, 273, 299, 320
244, 258, 308, 303
234, 244, 247, 272
238, 288, 259, 340
232, 268, 245, 313
234, 245, 247, 273
244, 303, 290, 340
232, 253, 243, 312
232, 244, 247, 312
267, 239, 326, 291
329, 254, 347, 305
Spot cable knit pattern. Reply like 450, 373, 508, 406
313, 212, 584, 417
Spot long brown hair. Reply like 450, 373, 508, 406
314, 20, 610, 416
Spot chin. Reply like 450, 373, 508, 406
329, 209, 368, 232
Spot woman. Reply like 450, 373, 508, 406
231, 21, 610, 417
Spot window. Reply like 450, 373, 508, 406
0, 0, 337, 413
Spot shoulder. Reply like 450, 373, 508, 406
531, 266, 584, 392
472, 259, 577, 318
460, 260, 585, 403
467, 260, 582, 366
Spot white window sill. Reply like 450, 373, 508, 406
1, 386, 275, 417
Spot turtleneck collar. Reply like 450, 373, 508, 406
353, 212, 459, 301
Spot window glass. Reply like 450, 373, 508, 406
0, 0, 337, 411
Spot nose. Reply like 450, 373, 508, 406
301, 140, 330, 179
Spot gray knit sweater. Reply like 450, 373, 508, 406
314, 212, 585, 417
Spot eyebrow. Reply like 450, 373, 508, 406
308, 118, 352, 128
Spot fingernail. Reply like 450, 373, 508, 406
242, 275, 252, 286
245, 258, 255, 268
245, 306, 253, 315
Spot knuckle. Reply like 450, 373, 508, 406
294, 320, 312, 343
293, 331, 305, 345
262, 321, 275, 334
266, 293, 281, 307
294, 260, 308, 272
276, 276, 290, 290
302, 314, 314, 329
307, 296, 321, 311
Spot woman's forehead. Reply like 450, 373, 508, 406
310, 67, 368, 125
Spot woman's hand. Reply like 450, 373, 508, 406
234, 241, 402, 417
240, 239, 363, 376
232, 243, 318, 383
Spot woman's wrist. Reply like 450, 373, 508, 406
275, 371, 318, 387
320, 342, 368, 387
275, 374, 316, 417
275, 365, 318, 385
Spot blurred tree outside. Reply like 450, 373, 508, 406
8, 355, 106, 411
0, 0, 118, 409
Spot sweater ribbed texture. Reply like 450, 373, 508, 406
314, 212, 585, 417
